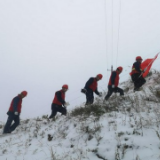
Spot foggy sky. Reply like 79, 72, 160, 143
0, 0, 160, 122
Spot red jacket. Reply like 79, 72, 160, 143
89, 78, 97, 91
131, 61, 142, 75
9, 95, 22, 113
108, 71, 120, 87
52, 90, 65, 105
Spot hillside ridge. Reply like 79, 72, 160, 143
0, 70, 160, 160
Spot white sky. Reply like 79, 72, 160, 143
0, 0, 160, 122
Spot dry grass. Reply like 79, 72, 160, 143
71, 104, 105, 118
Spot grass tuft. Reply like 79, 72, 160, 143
156, 90, 160, 98
71, 104, 105, 118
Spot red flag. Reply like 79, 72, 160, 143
141, 53, 159, 77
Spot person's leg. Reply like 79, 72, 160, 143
58, 106, 67, 116
105, 86, 113, 100
3, 114, 14, 133
131, 74, 136, 82
90, 91, 94, 104
86, 89, 94, 105
137, 77, 146, 88
49, 104, 58, 119
133, 74, 141, 90
115, 87, 124, 96
9, 115, 20, 132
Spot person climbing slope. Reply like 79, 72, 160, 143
130, 56, 146, 91
49, 84, 69, 120
104, 67, 124, 100
3, 91, 28, 134
81, 74, 103, 105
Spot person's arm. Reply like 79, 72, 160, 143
94, 88, 99, 95
13, 97, 20, 112
56, 91, 65, 105
85, 78, 94, 89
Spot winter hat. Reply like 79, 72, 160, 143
96, 74, 103, 80
117, 66, 123, 72
21, 91, 28, 97
62, 84, 68, 89
136, 56, 143, 60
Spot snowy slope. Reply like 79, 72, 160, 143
0, 70, 160, 160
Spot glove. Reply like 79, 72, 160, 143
99, 92, 102, 97
64, 102, 70, 107
14, 112, 19, 115
112, 85, 115, 88
81, 89, 87, 94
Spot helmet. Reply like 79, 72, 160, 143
21, 91, 28, 97
97, 74, 103, 80
136, 56, 142, 60
117, 66, 123, 72
62, 84, 68, 89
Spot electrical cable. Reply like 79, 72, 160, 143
116, 0, 122, 67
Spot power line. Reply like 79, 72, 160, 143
104, 0, 108, 79
116, 0, 122, 67
111, 0, 114, 65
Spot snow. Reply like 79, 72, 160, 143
0, 70, 160, 160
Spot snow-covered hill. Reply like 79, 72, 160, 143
0, 70, 160, 160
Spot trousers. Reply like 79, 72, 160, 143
105, 85, 124, 100
49, 103, 67, 119
85, 88, 94, 105
3, 112, 20, 133
131, 73, 146, 89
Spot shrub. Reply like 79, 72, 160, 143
71, 104, 105, 118
123, 87, 129, 93
156, 90, 160, 98
42, 115, 48, 119
146, 71, 152, 78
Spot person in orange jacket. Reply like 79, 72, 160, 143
104, 67, 124, 100
81, 74, 103, 105
49, 85, 69, 120
130, 56, 146, 91
3, 91, 28, 134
